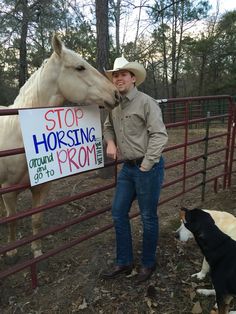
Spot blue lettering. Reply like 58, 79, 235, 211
33, 127, 97, 153
69, 129, 81, 146
89, 127, 96, 142
80, 127, 96, 144
80, 128, 89, 144
56, 130, 68, 148
33, 134, 48, 154
47, 132, 57, 151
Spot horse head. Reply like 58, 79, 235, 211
48, 35, 120, 110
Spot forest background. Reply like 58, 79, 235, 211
0, 0, 236, 107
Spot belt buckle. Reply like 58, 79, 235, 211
125, 159, 135, 166
135, 157, 143, 166
125, 157, 143, 166
128, 160, 136, 166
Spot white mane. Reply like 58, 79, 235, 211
12, 59, 48, 109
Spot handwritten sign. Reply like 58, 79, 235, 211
19, 105, 104, 186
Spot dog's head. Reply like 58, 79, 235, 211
179, 207, 215, 237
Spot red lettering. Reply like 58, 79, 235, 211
78, 147, 87, 167
56, 145, 96, 175
86, 144, 96, 166
56, 149, 67, 174
68, 148, 79, 172
65, 109, 75, 128
44, 107, 84, 131
50, 108, 64, 128
75, 108, 84, 126
45, 110, 56, 131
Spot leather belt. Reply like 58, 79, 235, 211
124, 157, 144, 166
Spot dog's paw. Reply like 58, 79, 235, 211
191, 271, 206, 280
196, 289, 216, 296
210, 303, 218, 314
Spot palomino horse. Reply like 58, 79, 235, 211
0, 34, 119, 258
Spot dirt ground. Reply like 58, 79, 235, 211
0, 128, 236, 314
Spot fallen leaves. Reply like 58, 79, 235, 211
191, 301, 202, 313
72, 297, 88, 312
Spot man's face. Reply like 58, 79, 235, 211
112, 70, 136, 95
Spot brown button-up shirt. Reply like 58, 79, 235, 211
103, 87, 168, 170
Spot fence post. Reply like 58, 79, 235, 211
201, 112, 210, 202
228, 102, 236, 188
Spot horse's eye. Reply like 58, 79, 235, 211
76, 65, 85, 71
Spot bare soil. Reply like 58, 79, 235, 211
0, 128, 236, 314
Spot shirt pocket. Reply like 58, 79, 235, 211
123, 114, 144, 136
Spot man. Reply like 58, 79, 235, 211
101, 56, 168, 283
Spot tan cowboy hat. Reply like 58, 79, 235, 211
105, 56, 146, 86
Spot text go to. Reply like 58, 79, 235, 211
34, 166, 55, 184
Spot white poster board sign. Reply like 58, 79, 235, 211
19, 105, 104, 186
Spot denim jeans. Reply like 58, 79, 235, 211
112, 156, 164, 268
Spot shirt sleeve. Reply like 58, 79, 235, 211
103, 112, 116, 143
141, 98, 168, 170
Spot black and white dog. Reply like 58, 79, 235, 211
176, 209, 236, 283
180, 207, 236, 314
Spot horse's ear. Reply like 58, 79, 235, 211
52, 34, 63, 56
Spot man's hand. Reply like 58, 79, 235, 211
139, 166, 148, 172
106, 140, 117, 160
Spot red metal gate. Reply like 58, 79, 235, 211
0, 95, 235, 288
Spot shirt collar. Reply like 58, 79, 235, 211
124, 86, 138, 101
119, 87, 139, 110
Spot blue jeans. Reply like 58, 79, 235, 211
112, 157, 164, 268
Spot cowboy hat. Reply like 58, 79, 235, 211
105, 56, 146, 86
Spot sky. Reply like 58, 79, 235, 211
209, 0, 236, 14
79, 0, 236, 44
119, 0, 236, 44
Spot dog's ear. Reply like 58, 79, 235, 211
180, 207, 189, 222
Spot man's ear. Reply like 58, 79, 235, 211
132, 76, 136, 84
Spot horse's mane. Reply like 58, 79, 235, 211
11, 59, 49, 109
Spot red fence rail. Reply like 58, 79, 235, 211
0, 95, 235, 288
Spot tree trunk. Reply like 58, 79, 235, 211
133, 0, 142, 52
114, 0, 121, 55
95, 0, 109, 72
95, 0, 114, 179
19, 0, 29, 88
171, 0, 177, 98
198, 54, 206, 95
175, 0, 185, 98
160, 13, 169, 98
95, 0, 110, 126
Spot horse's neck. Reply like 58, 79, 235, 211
12, 57, 65, 109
